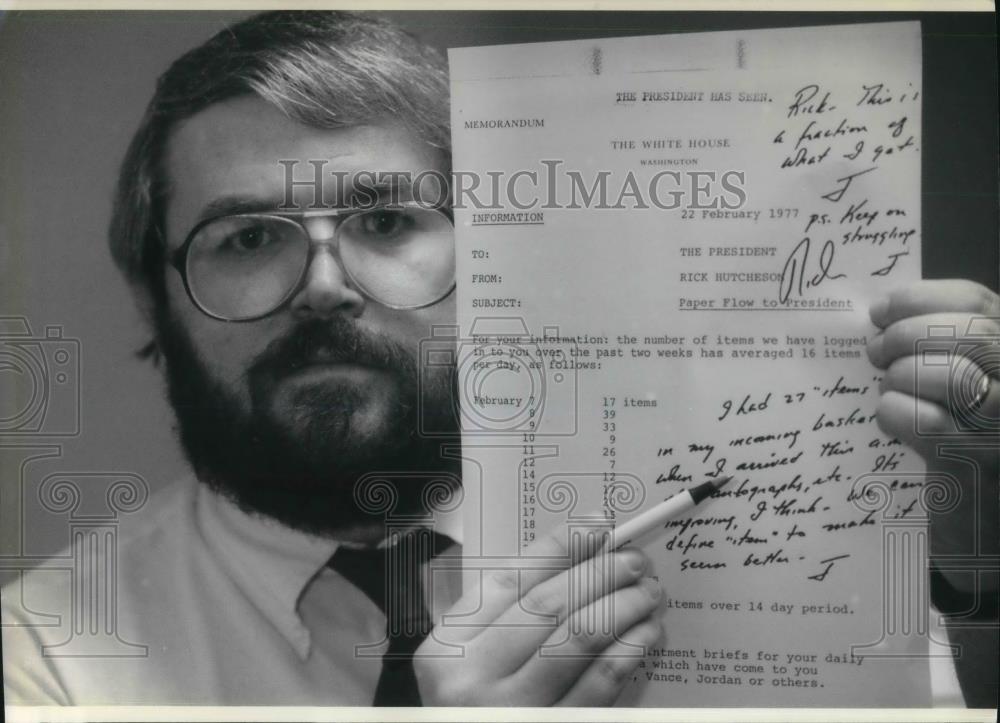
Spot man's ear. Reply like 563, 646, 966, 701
126, 279, 163, 363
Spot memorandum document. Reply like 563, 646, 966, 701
447, 22, 943, 706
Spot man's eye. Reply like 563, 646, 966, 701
223, 226, 274, 252
358, 210, 413, 239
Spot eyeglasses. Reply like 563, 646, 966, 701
169, 203, 455, 321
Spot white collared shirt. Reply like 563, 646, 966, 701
1, 476, 463, 705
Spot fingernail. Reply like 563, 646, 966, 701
867, 333, 885, 368
641, 577, 662, 599
634, 619, 664, 645
869, 296, 890, 326
619, 549, 647, 574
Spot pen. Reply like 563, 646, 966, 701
608, 476, 732, 550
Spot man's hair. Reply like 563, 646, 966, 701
108, 10, 450, 336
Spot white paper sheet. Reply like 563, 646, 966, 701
448, 22, 946, 706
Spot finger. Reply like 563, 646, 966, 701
556, 616, 663, 706
880, 354, 990, 412
505, 577, 663, 703
874, 390, 999, 462
471, 547, 649, 675
874, 390, 951, 460
867, 313, 1000, 369
441, 519, 612, 642
870, 280, 1000, 329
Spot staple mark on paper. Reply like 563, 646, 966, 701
590, 46, 603, 76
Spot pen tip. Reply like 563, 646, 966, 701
711, 476, 733, 491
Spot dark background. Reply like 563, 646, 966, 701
0, 11, 996, 557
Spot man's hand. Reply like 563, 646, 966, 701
414, 523, 663, 706
867, 279, 1000, 594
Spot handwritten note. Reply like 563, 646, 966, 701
449, 22, 934, 706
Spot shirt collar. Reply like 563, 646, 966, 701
195, 484, 338, 659
194, 481, 463, 661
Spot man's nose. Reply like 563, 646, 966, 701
287, 217, 366, 318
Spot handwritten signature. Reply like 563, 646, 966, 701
779, 237, 848, 303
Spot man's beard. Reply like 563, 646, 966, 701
154, 310, 461, 538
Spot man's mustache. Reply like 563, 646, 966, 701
248, 317, 417, 382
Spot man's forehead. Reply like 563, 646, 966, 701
164, 95, 446, 235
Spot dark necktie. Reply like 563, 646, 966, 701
328, 528, 450, 706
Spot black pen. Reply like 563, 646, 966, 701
608, 477, 732, 549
